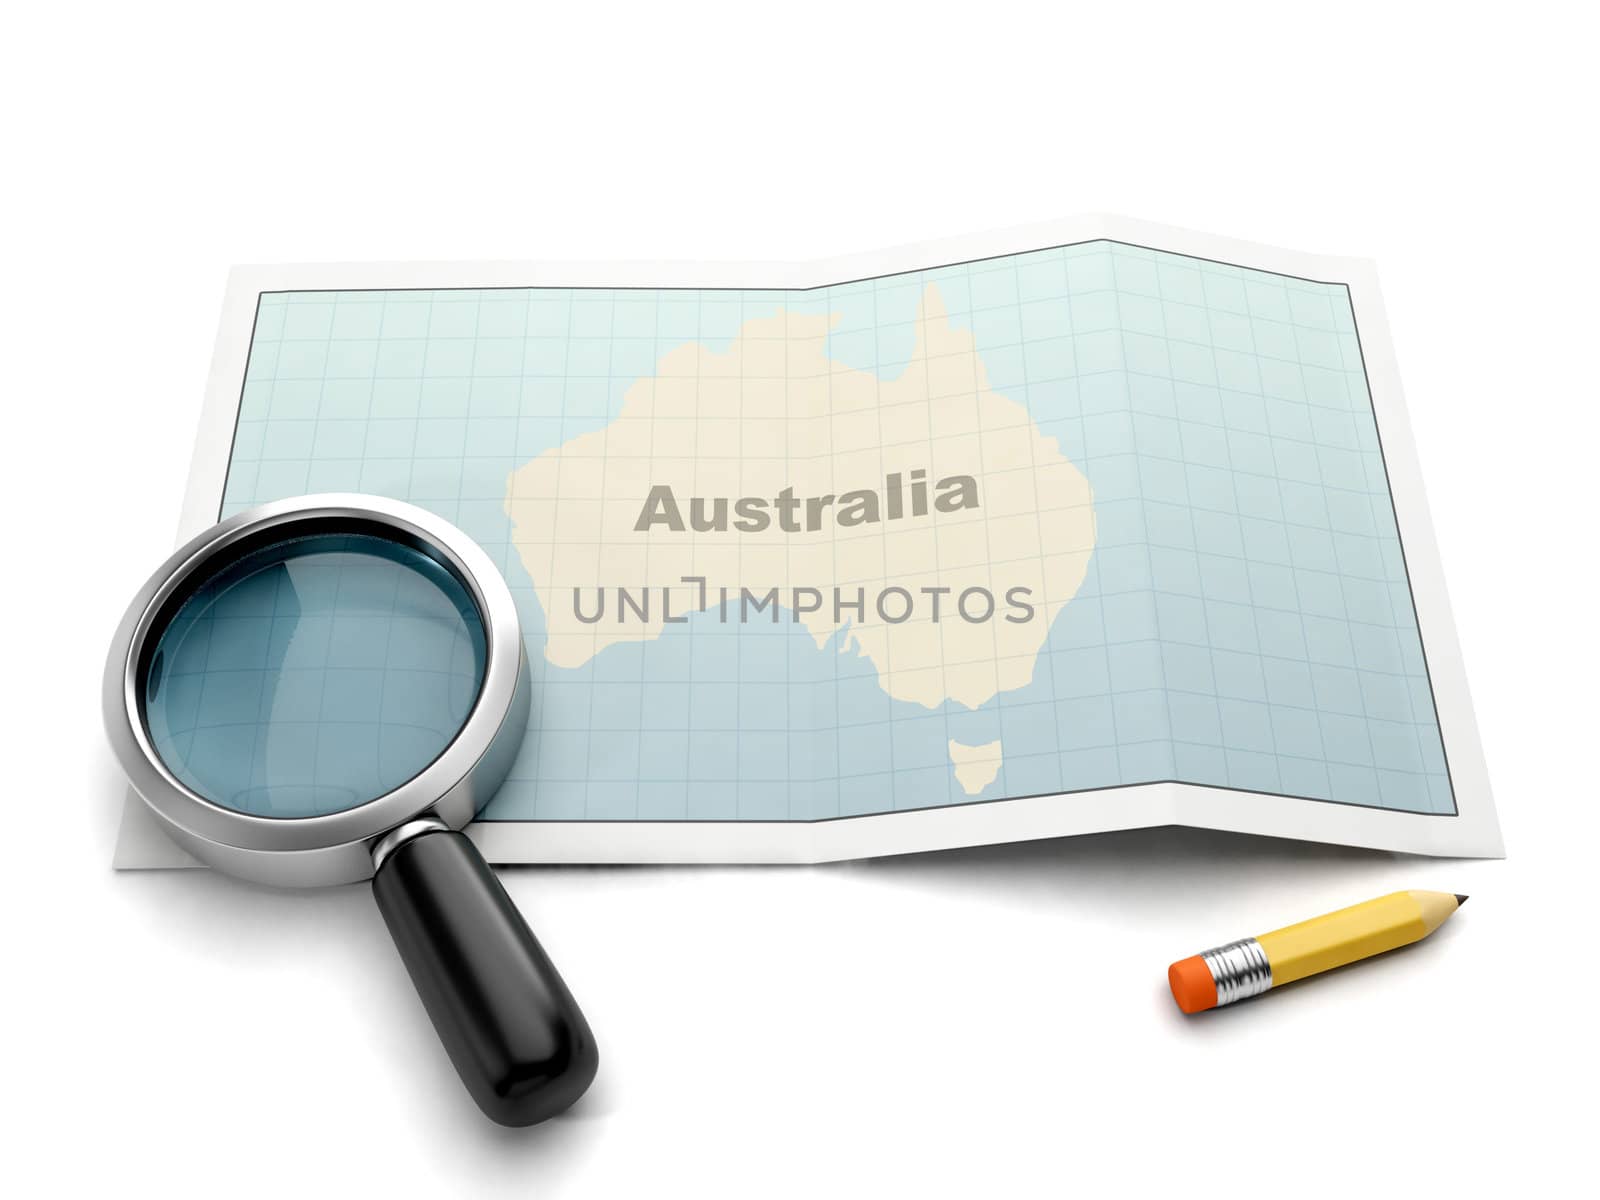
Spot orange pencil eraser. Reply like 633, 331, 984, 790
1168, 955, 1218, 1014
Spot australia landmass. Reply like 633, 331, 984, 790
504, 283, 1097, 792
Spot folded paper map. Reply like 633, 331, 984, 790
115, 217, 1502, 866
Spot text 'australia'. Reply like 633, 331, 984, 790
633, 469, 978, 534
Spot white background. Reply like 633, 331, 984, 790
3, 3, 1596, 1196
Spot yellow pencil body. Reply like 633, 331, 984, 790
1257, 890, 1459, 985
1168, 890, 1465, 1013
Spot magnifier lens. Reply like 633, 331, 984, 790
141, 532, 487, 818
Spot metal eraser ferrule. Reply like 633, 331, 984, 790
1201, 937, 1273, 1006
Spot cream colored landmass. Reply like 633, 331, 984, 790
947, 739, 1004, 796
504, 283, 1096, 711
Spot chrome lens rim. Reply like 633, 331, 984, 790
103, 494, 528, 882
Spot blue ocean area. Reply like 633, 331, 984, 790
224, 241, 1453, 820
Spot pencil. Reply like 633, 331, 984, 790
1168, 890, 1467, 1013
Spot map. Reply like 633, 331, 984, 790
213, 237, 1459, 828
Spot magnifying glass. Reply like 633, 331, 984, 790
102, 493, 597, 1126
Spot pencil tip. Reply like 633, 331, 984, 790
1455, 894, 1469, 906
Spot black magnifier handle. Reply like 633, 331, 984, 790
371, 827, 598, 1126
